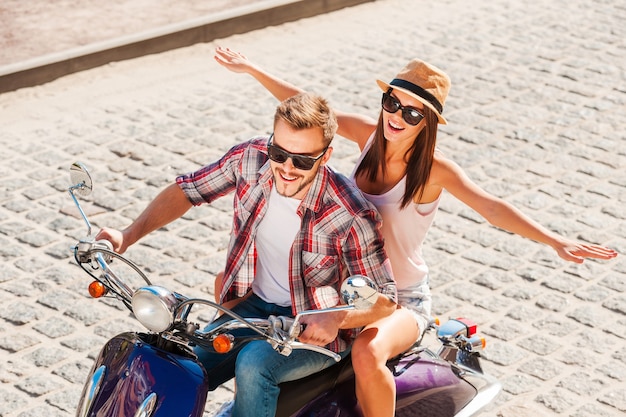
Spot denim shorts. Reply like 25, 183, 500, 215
397, 278, 432, 335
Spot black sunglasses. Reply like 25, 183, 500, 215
381, 91, 425, 126
267, 134, 328, 171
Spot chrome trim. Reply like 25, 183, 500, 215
77, 365, 106, 417
134, 392, 158, 417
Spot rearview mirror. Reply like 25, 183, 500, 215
68, 162, 94, 235
340, 275, 379, 310
69, 162, 93, 197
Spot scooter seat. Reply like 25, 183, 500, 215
276, 353, 355, 417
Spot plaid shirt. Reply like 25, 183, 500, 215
176, 136, 396, 352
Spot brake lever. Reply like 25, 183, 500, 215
75, 239, 114, 264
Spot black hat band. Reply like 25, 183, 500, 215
390, 79, 443, 114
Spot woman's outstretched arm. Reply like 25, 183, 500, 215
431, 153, 619, 263
214, 46, 377, 148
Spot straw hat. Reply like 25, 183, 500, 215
376, 59, 451, 124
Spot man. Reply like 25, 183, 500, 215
96, 93, 397, 417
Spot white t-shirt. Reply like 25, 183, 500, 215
350, 134, 440, 290
252, 185, 301, 306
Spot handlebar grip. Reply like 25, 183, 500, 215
270, 316, 304, 338
94, 239, 114, 251
267, 317, 339, 362
93, 240, 115, 265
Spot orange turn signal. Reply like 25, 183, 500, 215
467, 335, 487, 352
213, 334, 234, 354
88, 281, 107, 298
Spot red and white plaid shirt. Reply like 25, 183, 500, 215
176, 136, 396, 352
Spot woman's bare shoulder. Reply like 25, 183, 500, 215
430, 150, 465, 185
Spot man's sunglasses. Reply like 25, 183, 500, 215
381, 91, 425, 126
267, 134, 328, 171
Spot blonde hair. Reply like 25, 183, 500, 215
274, 93, 337, 146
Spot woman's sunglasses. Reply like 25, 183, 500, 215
267, 134, 328, 171
381, 91, 425, 126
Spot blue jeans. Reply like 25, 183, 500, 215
194, 294, 347, 417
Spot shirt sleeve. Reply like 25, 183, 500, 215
176, 141, 248, 205
343, 208, 398, 303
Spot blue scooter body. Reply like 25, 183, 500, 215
76, 332, 209, 417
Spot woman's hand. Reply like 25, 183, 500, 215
553, 239, 618, 264
214, 46, 255, 74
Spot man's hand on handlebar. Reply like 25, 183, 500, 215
95, 227, 127, 254
298, 312, 343, 347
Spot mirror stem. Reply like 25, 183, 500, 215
68, 186, 93, 236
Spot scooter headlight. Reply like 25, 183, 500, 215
132, 286, 178, 332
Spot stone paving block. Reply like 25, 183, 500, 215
475, 295, 512, 313
482, 341, 527, 367
596, 361, 626, 382
566, 304, 614, 327
15, 374, 66, 396
33, 317, 76, 339
532, 316, 579, 337
598, 389, 626, 413
60, 335, 108, 353
46, 388, 83, 414
542, 273, 588, 293
471, 269, 515, 290
535, 388, 580, 413
483, 319, 524, 342
599, 273, 626, 292
63, 303, 111, 327
502, 285, 543, 302
535, 292, 571, 312
37, 290, 80, 311
0, 388, 30, 416
52, 359, 94, 384
602, 294, 626, 314
517, 334, 562, 356
559, 348, 605, 370
0, 302, 45, 325
25, 346, 70, 367
571, 403, 622, 417
558, 371, 610, 397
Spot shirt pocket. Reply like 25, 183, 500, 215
301, 251, 339, 287
232, 185, 264, 234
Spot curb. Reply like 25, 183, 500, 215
0, 0, 374, 94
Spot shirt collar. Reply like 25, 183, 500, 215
298, 165, 329, 215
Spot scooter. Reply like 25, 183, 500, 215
68, 162, 501, 417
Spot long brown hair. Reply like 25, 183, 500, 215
355, 105, 439, 209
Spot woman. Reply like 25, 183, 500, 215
213, 46, 618, 417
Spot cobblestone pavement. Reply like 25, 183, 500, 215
0, 0, 625, 416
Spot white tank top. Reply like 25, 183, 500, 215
252, 185, 300, 306
350, 135, 440, 290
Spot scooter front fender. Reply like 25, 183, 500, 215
76, 332, 208, 417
